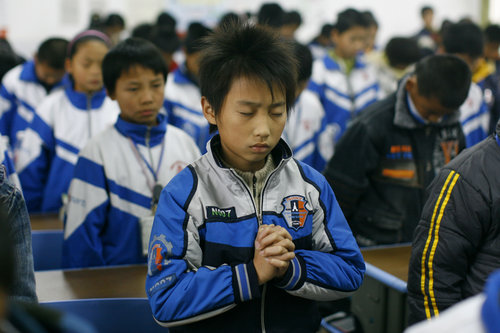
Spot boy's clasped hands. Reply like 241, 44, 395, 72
253, 224, 295, 285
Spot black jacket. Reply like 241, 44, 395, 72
323, 78, 465, 245
407, 121, 500, 324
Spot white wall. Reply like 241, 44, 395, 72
0, 0, 485, 59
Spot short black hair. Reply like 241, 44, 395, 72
320, 24, 334, 38
442, 21, 484, 58
150, 27, 181, 54
184, 22, 212, 55
102, 38, 168, 95
257, 3, 285, 28
334, 8, 370, 34
415, 54, 471, 109
0, 206, 14, 294
485, 24, 500, 43
283, 10, 302, 27
199, 22, 297, 132
131, 23, 154, 40
0, 39, 23, 81
103, 13, 125, 29
156, 12, 177, 33
88, 12, 102, 30
385, 37, 421, 68
293, 41, 312, 83
363, 10, 378, 28
421, 6, 433, 17
218, 12, 242, 30
37, 38, 69, 69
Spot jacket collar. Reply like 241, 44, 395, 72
173, 64, 198, 86
20, 60, 64, 89
393, 75, 461, 129
64, 80, 107, 111
114, 113, 167, 147
323, 51, 367, 71
19, 60, 38, 83
206, 134, 293, 170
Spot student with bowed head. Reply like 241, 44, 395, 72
146, 22, 364, 332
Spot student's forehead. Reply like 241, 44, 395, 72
119, 65, 162, 81
75, 40, 109, 53
227, 76, 284, 97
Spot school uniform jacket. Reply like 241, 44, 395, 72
15, 85, 119, 213
146, 136, 365, 332
407, 121, 500, 324
63, 114, 200, 268
460, 82, 490, 147
308, 53, 379, 160
0, 135, 21, 189
0, 61, 63, 149
164, 65, 211, 153
283, 89, 325, 172
323, 77, 466, 245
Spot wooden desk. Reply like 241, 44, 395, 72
362, 244, 412, 282
36, 264, 148, 302
30, 213, 63, 231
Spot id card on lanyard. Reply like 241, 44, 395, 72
127, 137, 166, 214
128, 137, 166, 256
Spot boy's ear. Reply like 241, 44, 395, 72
405, 75, 417, 92
330, 29, 339, 44
201, 97, 217, 125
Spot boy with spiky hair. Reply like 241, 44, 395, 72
146, 22, 364, 332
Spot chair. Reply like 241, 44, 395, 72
43, 298, 168, 333
31, 229, 64, 271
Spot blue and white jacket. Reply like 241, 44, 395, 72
283, 89, 325, 172
146, 136, 365, 332
0, 61, 63, 150
309, 53, 380, 148
63, 114, 200, 268
15, 84, 119, 213
460, 82, 490, 147
0, 135, 20, 189
164, 65, 211, 153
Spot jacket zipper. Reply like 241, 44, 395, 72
229, 164, 283, 333
261, 284, 267, 333
253, 175, 261, 224
87, 94, 92, 138
145, 127, 154, 178
346, 75, 356, 118
257, 170, 281, 333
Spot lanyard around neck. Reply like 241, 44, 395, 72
127, 136, 166, 192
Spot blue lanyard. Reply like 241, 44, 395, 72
496, 134, 500, 148
127, 137, 166, 192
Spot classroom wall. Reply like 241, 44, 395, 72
0, 0, 486, 59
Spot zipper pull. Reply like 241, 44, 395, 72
252, 175, 257, 199
145, 128, 151, 148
